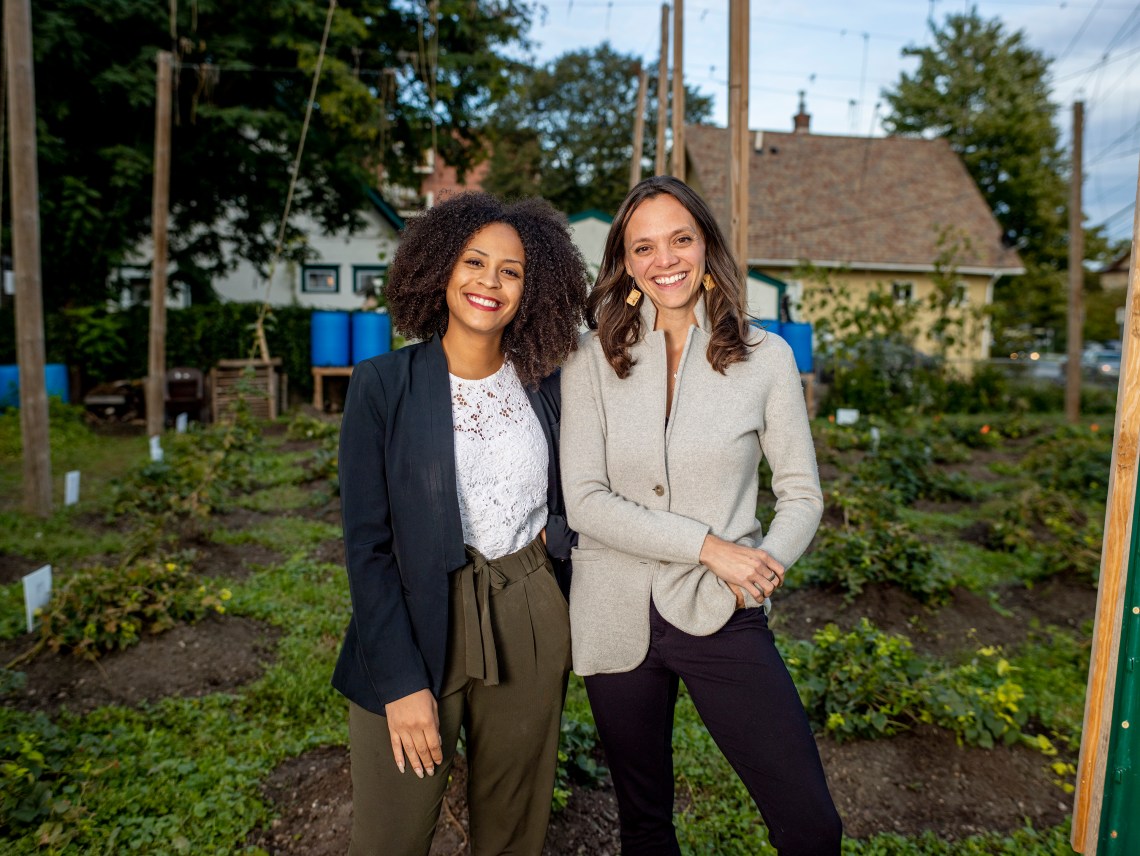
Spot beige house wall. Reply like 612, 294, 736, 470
762, 268, 994, 368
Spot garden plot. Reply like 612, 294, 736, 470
0, 406, 1105, 854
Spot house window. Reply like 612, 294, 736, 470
892, 281, 914, 305
353, 265, 387, 296
953, 281, 969, 306
302, 265, 339, 294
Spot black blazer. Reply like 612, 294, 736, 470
332, 334, 574, 715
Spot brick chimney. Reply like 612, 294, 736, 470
793, 91, 811, 133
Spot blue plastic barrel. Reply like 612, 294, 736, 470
0, 364, 69, 407
311, 310, 351, 367
0, 365, 18, 408
351, 311, 392, 364
45, 364, 69, 403
781, 322, 813, 373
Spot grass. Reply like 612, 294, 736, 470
0, 408, 1095, 854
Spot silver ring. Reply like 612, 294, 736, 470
767, 573, 778, 583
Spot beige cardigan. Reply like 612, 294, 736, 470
560, 297, 823, 675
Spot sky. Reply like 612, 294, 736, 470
522, 0, 1140, 247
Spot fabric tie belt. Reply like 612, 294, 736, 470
456, 537, 550, 688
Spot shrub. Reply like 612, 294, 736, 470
984, 487, 1102, 582
803, 483, 957, 602
1, 303, 318, 398
1020, 427, 1113, 499
784, 620, 926, 741
783, 621, 1034, 750
34, 558, 230, 660
856, 435, 978, 504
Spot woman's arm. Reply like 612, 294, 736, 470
560, 346, 710, 564
340, 363, 442, 777
756, 343, 824, 568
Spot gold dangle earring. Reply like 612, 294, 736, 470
702, 273, 716, 291
626, 286, 643, 306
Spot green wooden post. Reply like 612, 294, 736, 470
1098, 481, 1140, 852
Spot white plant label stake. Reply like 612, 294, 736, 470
835, 408, 860, 426
23, 564, 52, 633
64, 470, 80, 506
149, 435, 164, 463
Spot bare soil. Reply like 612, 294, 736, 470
1, 614, 280, 715
0, 551, 40, 586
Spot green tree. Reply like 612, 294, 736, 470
482, 43, 713, 215
880, 10, 1113, 353
25, 0, 531, 307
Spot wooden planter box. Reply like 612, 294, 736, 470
209, 358, 286, 421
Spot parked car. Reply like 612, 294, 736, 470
1087, 350, 1121, 380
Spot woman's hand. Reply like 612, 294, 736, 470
384, 689, 443, 778
699, 534, 785, 602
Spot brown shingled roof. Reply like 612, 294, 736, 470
685, 124, 1022, 273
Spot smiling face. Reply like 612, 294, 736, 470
623, 193, 707, 322
443, 221, 526, 345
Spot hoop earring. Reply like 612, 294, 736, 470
702, 274, 716, 291
626, 288, 643, 306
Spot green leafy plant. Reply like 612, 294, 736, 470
552, 712, 607, 813
783, 620, 927, 741
783, 621, 1036, 750
983, 486, 1103, 581
30, 558, 230, 661
803, 483, 957, 602
0, 710, 103, 841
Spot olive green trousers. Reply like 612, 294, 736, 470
348, 537, 571, 856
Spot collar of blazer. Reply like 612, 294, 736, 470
635, 286, 712, 338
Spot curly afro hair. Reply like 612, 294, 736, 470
384, 192, 589, 388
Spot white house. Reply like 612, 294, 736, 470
116, 189, 403, 310
208, 190, 403, 309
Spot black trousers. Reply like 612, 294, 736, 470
584, 601, 842, 856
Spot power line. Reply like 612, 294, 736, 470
1053, 42, 1140, 81
1056, 0, 1107, 62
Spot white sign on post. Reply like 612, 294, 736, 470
64, 470, 80, 506
835, 408, 861, 426
23, 565, 52, 633
149, 435, 164, 462
175, 412, 188, 434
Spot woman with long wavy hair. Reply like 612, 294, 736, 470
560, 176, 842, 855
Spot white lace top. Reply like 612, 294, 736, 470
450, 362, 548, 560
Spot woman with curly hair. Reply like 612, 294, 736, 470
333, 191, 589, 856
560, 176, 842, 855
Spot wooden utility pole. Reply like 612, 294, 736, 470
146, 51, 174, 438
655, 4, 669, 176
728, 0, 750, 288
670, 0, 685, 179
1071, 154, 1140, 854
5, 0, 51, 516
1065, 100, 1084, 424
630, 63, 648, 189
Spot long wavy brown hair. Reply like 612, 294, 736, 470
586, 176, 754, 379
385, 192, 589, 387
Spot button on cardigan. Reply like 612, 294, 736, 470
559, 297, 823, 676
